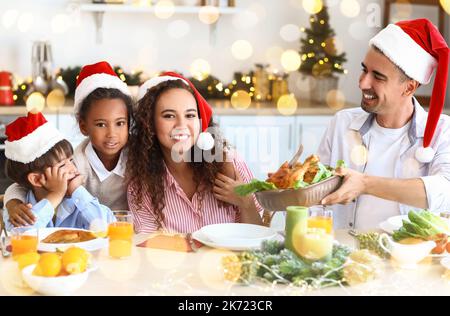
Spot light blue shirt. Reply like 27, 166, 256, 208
3, 186, 116, 231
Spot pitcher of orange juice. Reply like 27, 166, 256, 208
11, 227, 38, 258
108, 213, 133, 258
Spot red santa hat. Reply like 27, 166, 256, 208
74, 61, 130, 114
138, 72, 215, 150
369, 19, 450, 163
5, 112, 65, 164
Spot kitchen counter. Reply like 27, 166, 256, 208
0, 99, 356, 117
2, 99, 450, 117
1, 229, 449, 296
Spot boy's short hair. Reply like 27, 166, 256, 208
5, 139, 73, 189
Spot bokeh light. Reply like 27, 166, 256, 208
441, 0, 450, 14
199, 5, 220, 25
231, 40, 253, 60
17, 12, 34, 33
46, 89, 65, 109
348, 21, 369, 41
302, 0, 323, 14
281, 50, 301, 72
351, 145, 368, 166
97, 247, 141, 282
231, 90, 251, 110
277, 94, 298, 116
402, 158, 421, 178
190, 58, 211, 81
145, 248, 187, 270
2, 9, 18, 29
167, 19, 190, 39
326, 89, 346, 110
198, 249, 235, 291
248, 2, 267, 21
280, 24, 301, 42
154, 0, 175, 19
0, 261, 35, 295
340, 0, 360, 18
51, 14, 71, 34
26, 92, 45, 114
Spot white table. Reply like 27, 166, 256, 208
1, 230, 449, 296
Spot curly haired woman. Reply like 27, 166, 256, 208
126, 72, 263, 233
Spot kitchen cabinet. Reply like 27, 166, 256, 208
217, 115, 333, 180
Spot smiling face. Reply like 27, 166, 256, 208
79, 98, 129, 161
154, 88, 201, 156
359, 46, 417, 115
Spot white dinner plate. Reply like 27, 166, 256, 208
25, 227, 108, 252
379, 220, 396, 235
200, 223, 277, 246
386, 215, 408, 230
192, 228, 279, 251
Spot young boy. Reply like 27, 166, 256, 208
2, 111, 115, 231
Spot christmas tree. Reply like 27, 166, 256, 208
299, 4, 347, 78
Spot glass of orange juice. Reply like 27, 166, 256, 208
308, 207, 333, 234
11, 227, 38, 259
108, 214, 133, 259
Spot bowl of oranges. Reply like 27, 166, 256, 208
19, 247, 95, 295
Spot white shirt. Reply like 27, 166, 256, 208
85, 142, 126, 182
355, 119, 410, 229
317, 98, 450, 229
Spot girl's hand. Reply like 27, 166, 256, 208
5, 200, 35, 227
213, 171, 248, 208
67, 173, 85, 196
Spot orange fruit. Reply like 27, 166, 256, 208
16, 252, 40, 270
34, 253, 62, 277
61, 247, 89, 274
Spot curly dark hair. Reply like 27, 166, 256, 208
126, 80, 230, 229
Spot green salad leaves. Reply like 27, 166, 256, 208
392, 209, 450, 241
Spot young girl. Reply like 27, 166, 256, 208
5, 61, 133, 226
127, 72, 263, 233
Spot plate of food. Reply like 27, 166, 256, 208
26, 227, 108, 252
391, 210, 450, 257
235, 155, 344, 211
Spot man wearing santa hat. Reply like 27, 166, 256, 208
317, 18, 450, 229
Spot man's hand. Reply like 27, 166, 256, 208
5, 200, 34, 227
321, 167, 367, 205
67, 173, 85, 196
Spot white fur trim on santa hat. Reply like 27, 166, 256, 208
415, 146, 435, 163
137, 76, 189, 101
74, 73, 130, 114
369, 24, 438, 84
5, 122, 65, 164
196, 132, 214, 151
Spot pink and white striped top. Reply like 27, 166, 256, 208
128, 153, 263, 234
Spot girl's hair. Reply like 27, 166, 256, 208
6, 139, 73, 189
126, 80, 229, 229
77, 87, 134, 124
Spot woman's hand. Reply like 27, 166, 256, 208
213, 172, 247, 207
5, 200, 34, 227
